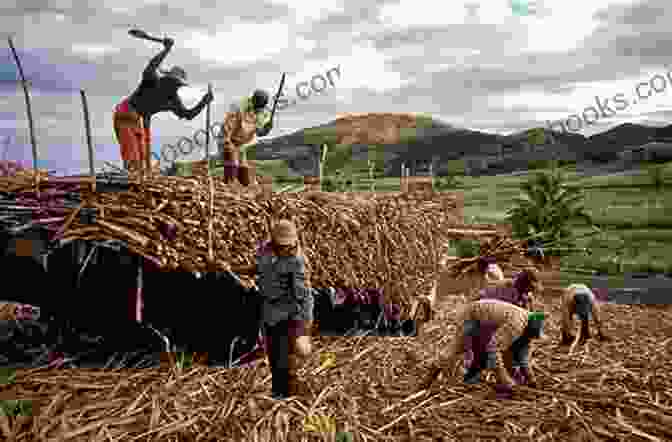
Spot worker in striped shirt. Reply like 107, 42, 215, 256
421, 300, 545, 396
466, 268, 542, 385
559, 284, 611, 345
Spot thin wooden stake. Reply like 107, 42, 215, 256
8, 37, 38, 185
80, 90, 96, 191
205, 83, 212, 164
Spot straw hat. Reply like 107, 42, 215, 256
271, 220, 298, 246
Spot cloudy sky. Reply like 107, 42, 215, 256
1, 0, 672, 174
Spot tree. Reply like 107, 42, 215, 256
505, 168, 595, 255
647, 164, 666, 208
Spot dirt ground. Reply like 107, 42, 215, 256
2, 266, 672, 441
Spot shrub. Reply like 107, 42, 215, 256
505, 167, 596, 256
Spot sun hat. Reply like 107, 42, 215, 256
271, 220, 298, 246
159, 66, 187, 85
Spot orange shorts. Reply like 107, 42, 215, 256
113, 109, 151, 167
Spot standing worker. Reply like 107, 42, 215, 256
233, 219, 314, 399
214, 90, 273, 185
113, 37, 213, 173
559, 283, 611, 346
421, 300, 545, 397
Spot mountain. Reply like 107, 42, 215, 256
251, 114, 672, 177
254, 113, 507, 175
582, 123, 660, 161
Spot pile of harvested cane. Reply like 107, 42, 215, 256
3, 282, 671, 441
4, 174, 669, 441
0, 173, 463, 313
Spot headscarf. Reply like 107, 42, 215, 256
513, 269, 539, 295
477, 256, 497, 274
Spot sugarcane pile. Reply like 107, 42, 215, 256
4, 290, 671, 441
441, 234, 534, 278
0, 172, 463, 311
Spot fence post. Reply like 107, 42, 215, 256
80, 90, 95, 186
7, 37, 38, 174
205, 83, 212, 164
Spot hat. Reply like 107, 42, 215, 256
271, 220, 298, 246
159, 66, 187, 85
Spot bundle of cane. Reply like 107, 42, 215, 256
445, 235, 529, 278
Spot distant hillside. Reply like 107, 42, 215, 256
250, 114, 672, 177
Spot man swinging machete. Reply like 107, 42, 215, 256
212, 73, 285, 185
114, 29, 214, 174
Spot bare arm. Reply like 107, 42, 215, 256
143, 47, 171, 79
169, 90, 209, 120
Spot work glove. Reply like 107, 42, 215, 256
163, 38, 174, 49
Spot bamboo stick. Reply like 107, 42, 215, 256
80, 90, 96, 190
7, 37, 38, 173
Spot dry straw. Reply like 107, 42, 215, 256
2, 174, 671, 441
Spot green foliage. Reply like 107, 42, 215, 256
527, 159, 553, 170
174, 352, 194, 371
323, 170, 354, 192
336, 431, 354, 442
0, 399, 33, 417
648, 164, 666, 191
303, 127, 339, 146
323, 144, 354, 176
435, 175, 462, 190
451, 238, 481, 258
445, 159, 466, 176
0, 367, 16, 385
505, 168, 595, 255
527, 128, 547, 146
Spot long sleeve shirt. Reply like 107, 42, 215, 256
256, 249, 313, 327
449, 300, 529, 369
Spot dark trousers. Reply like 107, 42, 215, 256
264, 320, 291, 397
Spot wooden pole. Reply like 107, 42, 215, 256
205, 83, 212, 164
320, 143, 328, 191
80, 90, 96, 188
7, 37, 38, 173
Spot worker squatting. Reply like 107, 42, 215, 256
418, 257, 612, 399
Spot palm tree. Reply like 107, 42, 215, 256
506, 167, 594, 255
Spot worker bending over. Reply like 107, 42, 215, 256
466, 269, 542, 384
215, 90, 273, 185
559, 283, 610, 346
422, 300, 545, 395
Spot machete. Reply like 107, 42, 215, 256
128, 29, 164, 44
269, 72, 286, 124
